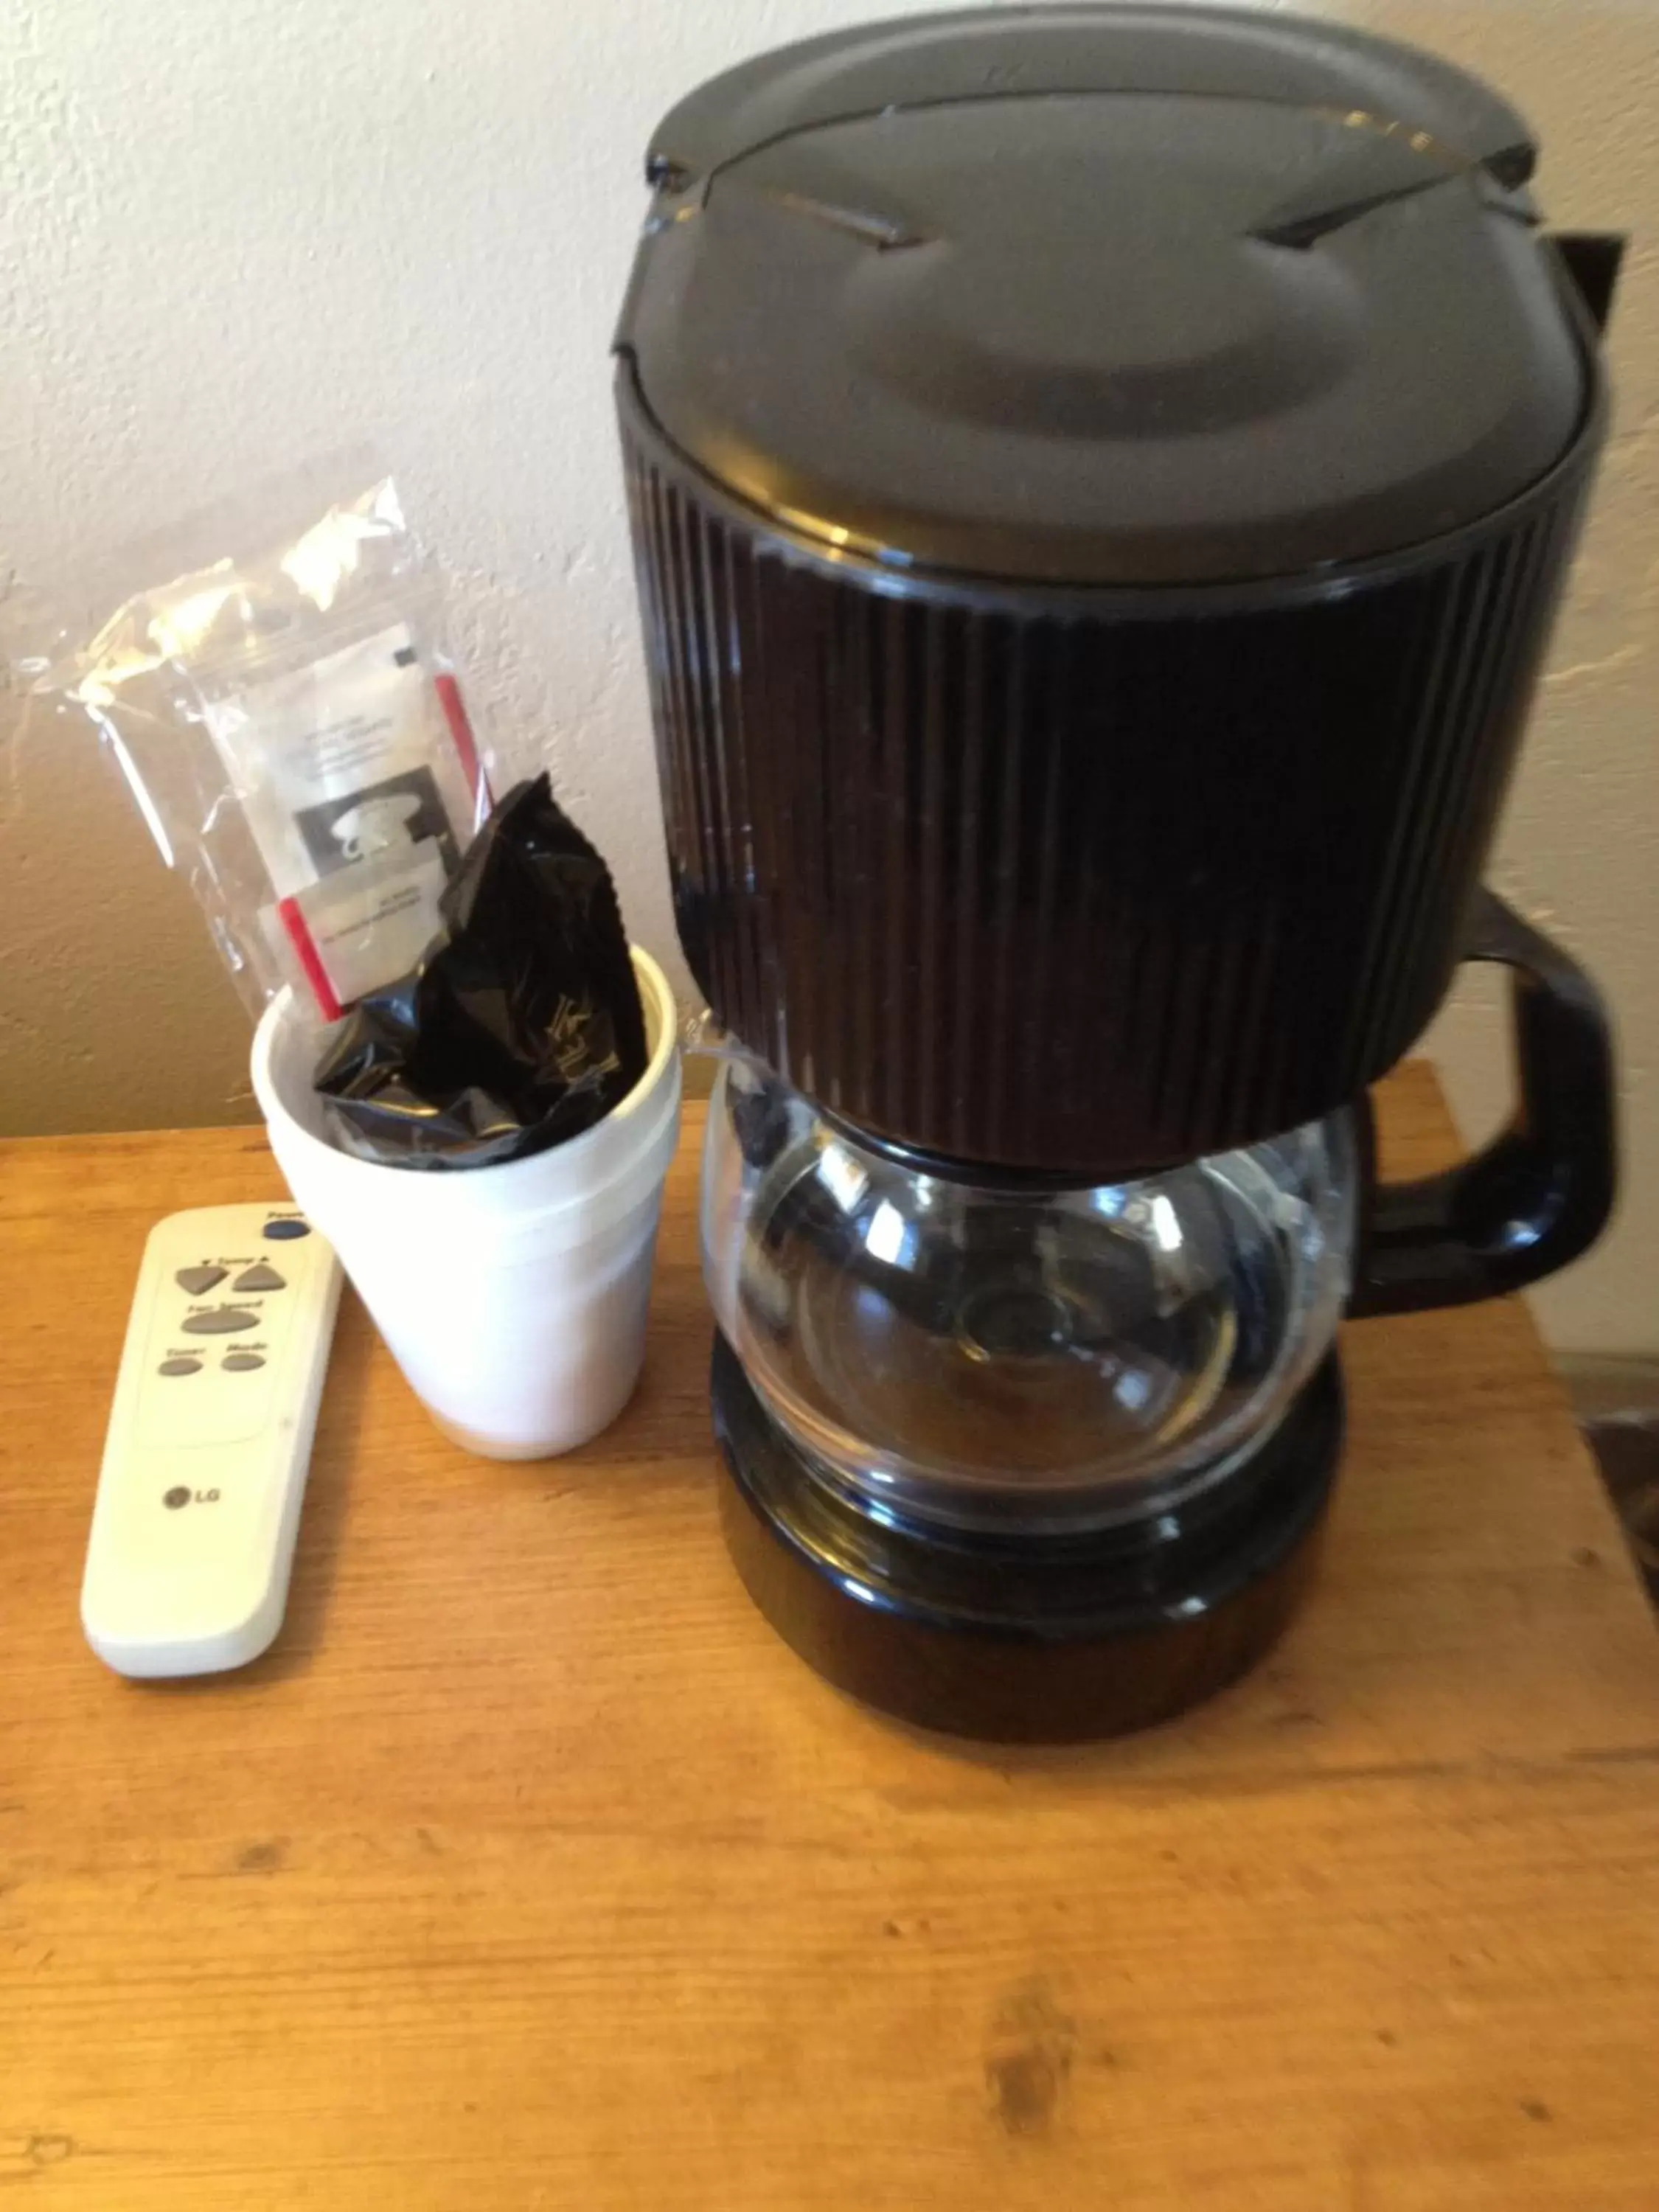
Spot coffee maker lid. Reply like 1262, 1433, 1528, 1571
618, 6, 1590, 586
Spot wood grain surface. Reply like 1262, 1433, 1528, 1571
1, 1065, 1656, 2211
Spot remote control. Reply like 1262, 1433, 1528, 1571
82, 1203, 344, 1678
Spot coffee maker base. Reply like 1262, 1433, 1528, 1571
711, 1334, 1345, 1744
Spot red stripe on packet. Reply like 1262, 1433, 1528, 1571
276, 896, 343, 1023
435, 672, 491, 820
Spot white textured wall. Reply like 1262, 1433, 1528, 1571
1, 0, 1654, 1357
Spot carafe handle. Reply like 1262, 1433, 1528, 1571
1349, 888, 1615, 1318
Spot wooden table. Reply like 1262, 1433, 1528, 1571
1, 1068, 1656, 2211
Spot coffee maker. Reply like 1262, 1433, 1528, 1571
615, 6, 1619, 1739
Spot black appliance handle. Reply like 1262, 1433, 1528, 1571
1349, 888, 1615, 1318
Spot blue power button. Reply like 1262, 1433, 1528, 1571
263, 1217, 312, 1241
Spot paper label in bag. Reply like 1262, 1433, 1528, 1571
204, 622, 471, 1009
203, 624, 462, 900
289, 840, 450, 1006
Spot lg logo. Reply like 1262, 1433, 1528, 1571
163, 1486, 220, 1510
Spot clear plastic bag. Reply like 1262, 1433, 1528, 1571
24, 476, 492, 1021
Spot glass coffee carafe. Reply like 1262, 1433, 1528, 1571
692, 892, 1612, 1741
703, 1060, 1357, 1536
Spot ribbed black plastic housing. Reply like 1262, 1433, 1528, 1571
620, 375, 1596, 1175
616, 7, 1611, 1176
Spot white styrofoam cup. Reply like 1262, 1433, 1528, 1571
250, 947, 681, 1459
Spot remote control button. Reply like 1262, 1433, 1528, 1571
221, 1352, 265, 1372
158, 1357, 203, 1377
263, 1219, 310, 1241
232, 1265, 286, 1293
180, 1307, 260, 1336
175, 1266, 227, 1295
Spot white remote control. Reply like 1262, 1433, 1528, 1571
82, 1203, 344, 1678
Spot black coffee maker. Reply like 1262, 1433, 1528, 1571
615, 5, 1620, 1739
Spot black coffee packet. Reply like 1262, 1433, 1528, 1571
313, 775, 649, 1169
